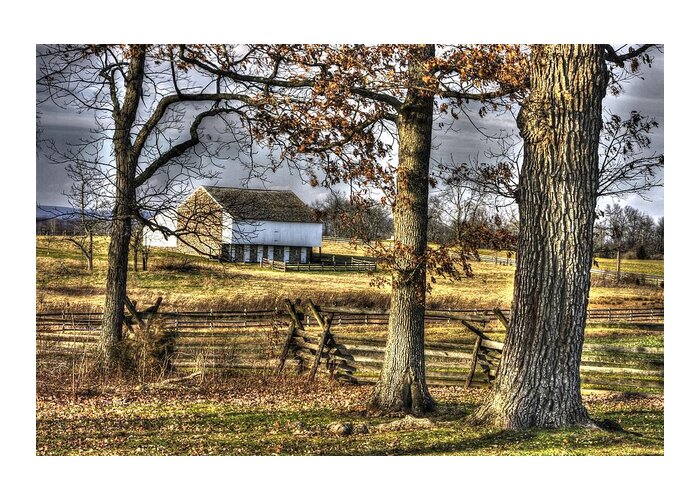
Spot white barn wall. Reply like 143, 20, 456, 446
143, 214, 177, 248
222, 212, 233, 243
230, 220, 322, 248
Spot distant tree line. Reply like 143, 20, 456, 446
595, 203, 664, 260
312, 191, 393, 241
426, 184, 518, 249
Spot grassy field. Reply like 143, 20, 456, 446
35, 236, 664, 456
593, 257, 664, 275
36, 236, 664, 313
36, 380, 663, 456
478, 247, 664, 275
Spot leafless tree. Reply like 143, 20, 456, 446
312, 189, 393, 241
63, 159, 111, 271
450, 46, 663, 207
36, 44, 271, 369
597, 109, 663, 199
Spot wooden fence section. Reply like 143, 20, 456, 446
276, 300, 359, 384
479, 254, 664, 287
316, 307, 663, 326
479, 255, 515, 266
36, 305, 664, 393
321, 236, 353, 243
320, 307, 663, 392
590, 268, 664, 287
331, 334, 663, 392
36, 309, 289, 375
261, 257, 376, 273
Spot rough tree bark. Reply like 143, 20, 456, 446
476, 45, 608, 429
97, 47, 146, 369
368, 45, 436, 415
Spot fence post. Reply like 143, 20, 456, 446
244, 308, 247, 327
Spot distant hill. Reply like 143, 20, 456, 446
36, 205, 77, 221
36, 205, 111, 221
36, 204, 112, 235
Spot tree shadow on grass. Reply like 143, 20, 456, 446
36, 400, 664, 456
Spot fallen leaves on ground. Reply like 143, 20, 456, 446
36, 377, 664, 456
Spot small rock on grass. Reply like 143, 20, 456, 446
374, 414, 435, 432
327, 422, 369, 436
328, 422, 353, 436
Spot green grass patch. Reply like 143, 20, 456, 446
36, 383, 663, 456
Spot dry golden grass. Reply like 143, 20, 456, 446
593, 256, 664, 275
36, 236, 663, 312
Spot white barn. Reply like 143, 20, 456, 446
147, 186, 322, 264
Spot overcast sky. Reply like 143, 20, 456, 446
36, 46, 664, 220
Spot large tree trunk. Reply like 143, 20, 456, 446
97, 46, 146, 370
476, 45, 608, 429
98, 192, 133, 367
368, 45, 436, 415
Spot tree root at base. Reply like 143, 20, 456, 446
367, 372, 436, 417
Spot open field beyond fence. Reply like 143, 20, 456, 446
36, 237, 664, 314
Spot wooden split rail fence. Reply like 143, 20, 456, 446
314, 307, 664, 325
261, 257, 376, 273
36, 304, 664, 392
276, 300, 359, 384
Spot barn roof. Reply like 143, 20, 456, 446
201, 186, 317, 223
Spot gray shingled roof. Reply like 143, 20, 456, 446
201, 186, 317, 223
